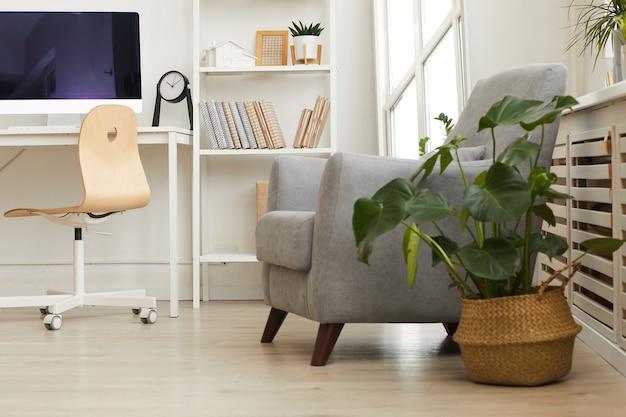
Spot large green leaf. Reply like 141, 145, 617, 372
353, 178, 418, 265
431, 235, 459, 267
580, 238, 625, 256
496, 135, 541, 167
371, 177, 414, 202
463, 163, 531, 222
402, 225, 420, 288
457, 238, 519, 281
529, 233, 568, 259
532, 203, 556, 227
406, 190, 456, 221
518, 95, 578, 131
478, 96, 542, 131
479, 95, 577, 132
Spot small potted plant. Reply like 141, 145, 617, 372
352, 94, 625, 386
288, 20, 324, 61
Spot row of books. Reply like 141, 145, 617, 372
199, 99, 286, 150
294, 96, 330, 149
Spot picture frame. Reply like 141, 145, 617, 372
255, 30, 288, 66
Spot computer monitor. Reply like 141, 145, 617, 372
0, 12, 142, 118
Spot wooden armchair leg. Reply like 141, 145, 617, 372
442, 322, 458, 337
311, 323, 344, 366
261, 308, 288, 343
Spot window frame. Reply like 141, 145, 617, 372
373, 0, 466, 157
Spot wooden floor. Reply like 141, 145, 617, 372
1, 300, 625, 416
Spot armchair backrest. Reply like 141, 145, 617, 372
448, 63, 568, 166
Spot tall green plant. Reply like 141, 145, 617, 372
352, 95, 624, 299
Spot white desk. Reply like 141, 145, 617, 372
0, 126, 192, 318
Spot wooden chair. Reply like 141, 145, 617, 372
0, 105, 157, 330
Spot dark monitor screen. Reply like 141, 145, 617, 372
0, 12, 142, 114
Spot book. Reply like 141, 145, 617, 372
259, 99, 286, 149
293, 108, 312, 148
236, 101, 257, 149
207, 100, 228, 149
253, 100, 274, 148
243, 100, 267, 149
302, 96, 325, 148
229, 101, 250, 149
309, 97, 330, 148
214, 100, 235, 149
222, 101, 242, 149
199, 100, 220, 149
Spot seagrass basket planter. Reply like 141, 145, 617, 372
452, 286, 582, 386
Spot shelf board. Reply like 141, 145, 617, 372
199, 147, 332, 156
200, 253, 259, 264
199, 65, 332, 75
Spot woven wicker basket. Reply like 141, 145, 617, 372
452, 287, 582, 386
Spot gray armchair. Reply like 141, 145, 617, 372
255, 63, 568, 365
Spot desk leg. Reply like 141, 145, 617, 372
168, 134, 179, 318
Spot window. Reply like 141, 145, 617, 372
374, 0, 465, 159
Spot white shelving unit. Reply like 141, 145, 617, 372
191, 0, 337, 305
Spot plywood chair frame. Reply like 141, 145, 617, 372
0, 105, 157, 330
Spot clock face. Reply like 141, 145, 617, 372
159, 71, 186, 102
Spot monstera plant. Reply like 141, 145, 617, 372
352, 94, 625, 386
352, 94, 623, 300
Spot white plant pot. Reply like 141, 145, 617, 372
293, 35, 319, 60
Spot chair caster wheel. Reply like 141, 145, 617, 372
140, 308, 157, 324
132, 308, 140, 315
40, 307, 51, 315
44, 314, 62, 330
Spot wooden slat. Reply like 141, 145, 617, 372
570, 186, 612, 203
570, 127, 610, 144
551, 144, 567, 159
570, 164, 611, 180
572, 270, 615, 301
549, 165, 567, 178
570, 140, 611, 157
571, 208, 612, 229
572, 292, 615, 331
542, 222, 568, 238
571, 249, 614, 277
572, 303, 615, 342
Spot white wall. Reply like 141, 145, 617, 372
463, 0, 573, 94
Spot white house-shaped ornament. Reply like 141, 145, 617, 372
206, 41, 256, 67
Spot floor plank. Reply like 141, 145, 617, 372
0, 300, 625, 416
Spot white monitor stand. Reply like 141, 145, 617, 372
46, 113, 83, 129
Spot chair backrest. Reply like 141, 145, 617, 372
77, 104, 150, 213
448, 63, 568, 166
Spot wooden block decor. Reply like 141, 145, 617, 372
256, 181, 269, 221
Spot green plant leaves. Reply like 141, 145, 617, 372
529, 233, 568, 259
464, 162, 531, 222
289, 21, 324, 36
349, 94, 620, 300
479, 95, 578, 132
402, 225, 420, 288
457, 238, 519, 281
580, 237, 626, 256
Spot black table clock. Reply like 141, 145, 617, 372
152, 70, 193, 130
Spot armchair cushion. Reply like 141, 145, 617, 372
256, 211, 315, 271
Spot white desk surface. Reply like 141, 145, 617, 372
0, 126, 192, 146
